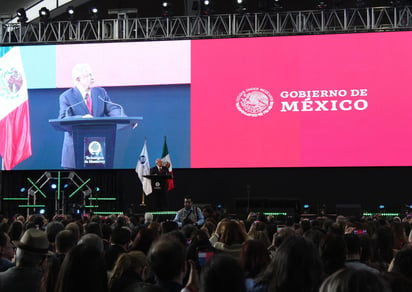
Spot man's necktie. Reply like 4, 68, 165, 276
86, 93, 92, 114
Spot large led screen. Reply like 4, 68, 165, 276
1, 31, 412, 170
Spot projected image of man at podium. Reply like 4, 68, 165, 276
150, 159, 170, 210
58, 63, 125, 169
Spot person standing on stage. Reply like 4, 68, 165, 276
174, 196, 204, 228
58, 63, 124, 169
150, 159, 170, 210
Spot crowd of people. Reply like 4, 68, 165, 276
1, 196, 412, 292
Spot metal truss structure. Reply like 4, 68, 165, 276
1, 6, 412, 44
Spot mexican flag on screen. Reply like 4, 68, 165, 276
161, 136, 174, 191
0, 47, 32, 170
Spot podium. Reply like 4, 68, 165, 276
49, 117, 142, 169
144, 174, 172, 191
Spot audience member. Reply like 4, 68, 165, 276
106, 226, 131, 271
148, 236, 187, 292
8, 219, 24, 241
343, 233, 378, 273
108, 251, 149, 292
130, 228, 158, 255
239, 240, 270, 292
254, 236, 323, 292
54, 244, 108, 292
45, 221, 64, 251
319, 268, 390, 292
200, 253, 246, 292
0, 231, 14, 271
174, 196, 205, 228
213, 220, 247, 259
0, 228, 50, 292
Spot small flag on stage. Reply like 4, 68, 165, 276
0, 47, 32, 170
161, 136, 174, 191
136, 139, 152, 195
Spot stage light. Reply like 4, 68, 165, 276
317, 1, 327, 9
161, 2, 173, 17
201, 0, 213, 15
39, 7, 50, 21
20, 187, 26, 193
236, 0, 247, 13
303, 203, 310, 209
67, 6, 75, 19
50, 183, 57, 190
378, 204, 385, 210
89, 7, 99, 20
39, 209, 46, 215
16, 8, 28, 24
63, 183, 69, 189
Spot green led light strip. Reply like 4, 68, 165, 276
18, 204, 46, 208
27, 177, 47, 198
263, 212, 287, 216
363, 212, 400, 216
88, 198, 116, 201
150, 211, 177, 215
84, 205, 99, 208
93, 211, 124, 215
3, 198, 29, 201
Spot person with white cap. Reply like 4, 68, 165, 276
0, 228, 50, 292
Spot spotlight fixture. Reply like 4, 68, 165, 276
20, 187, 26, 193
161, 2, 173, 17
50, 183, 57, 190
16, 8, 28, 24
39, 7, 50, 21
201, 0, 213, 15
236, 0, 247, 13
67, 6, 75, 19
89, 7, 99, 20
317, 1, 327, 9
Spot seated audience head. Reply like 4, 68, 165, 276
240, 239, 270, 279
65, 222, 81, 243
148, 236, 187, 284
161, 220, 179, 234
108, 251, 149, 291
0, 231, 14, 261
14, 228, 50, 267
46, 221, 64, 248
219, 220, 246, 245
55, 230, 76, 254
8, 220, 24, 241
200, 253, 246, 292
388, 245, 412, 278
77, 233, 104, 254
262, 235, 323, 292
319, 268, 390, 292
84, 221, 102, 237
55, 244, 108, 292
131, 228, 157, 255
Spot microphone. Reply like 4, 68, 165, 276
97, 95, 124, 117
64, 97, 87, 118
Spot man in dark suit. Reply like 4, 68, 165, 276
150, 159, 170, 210
58, 63, 122, 169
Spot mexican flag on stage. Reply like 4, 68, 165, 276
0, 47, 32, 170
161, 137, 174, 191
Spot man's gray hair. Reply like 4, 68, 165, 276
72, 63, 93, 84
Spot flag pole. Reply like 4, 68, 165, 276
140, 191, 146, 206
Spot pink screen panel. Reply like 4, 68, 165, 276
191, 32, 412, 168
